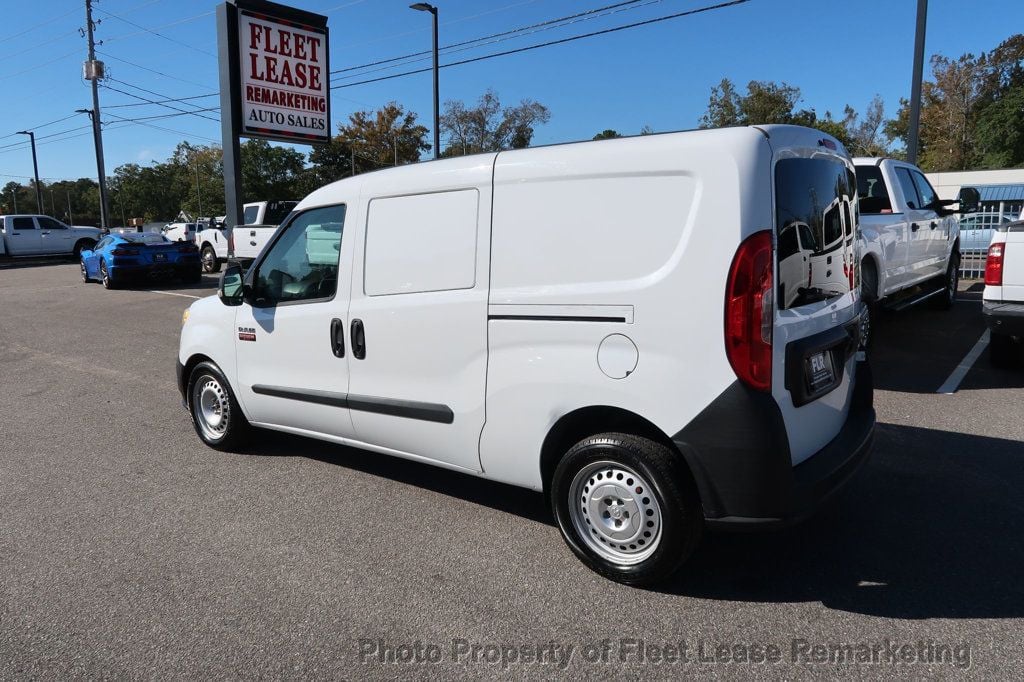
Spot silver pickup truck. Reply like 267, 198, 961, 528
854, 157, 979, 347
0, 215, 100, 258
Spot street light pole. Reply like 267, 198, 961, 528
410, 3, 440, 159
16, 131, 42, 212
907, 0, 928, 166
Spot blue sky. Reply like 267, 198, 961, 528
1, 0, 1022, 183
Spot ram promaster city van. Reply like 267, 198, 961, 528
177, 125, 875, 585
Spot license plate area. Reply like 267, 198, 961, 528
784, 323, 856, 407
154, 253, 167, 262
806, 350, 836, 394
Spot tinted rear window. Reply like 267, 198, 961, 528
775, 158, 857, 310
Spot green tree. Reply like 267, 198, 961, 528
336, 102, 430, 170
439, 89, 551, 156
240, 139, 305, 201
593, 129, 622, 140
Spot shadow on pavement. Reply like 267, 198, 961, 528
0, 256, 76, 270
240, 429, 553, 526
669, 422, 1024, 619
870, 294, 987, 394
237, 420, 1024, 619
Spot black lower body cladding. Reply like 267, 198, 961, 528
672, 360, 875, 527
982, 301, 1024, 337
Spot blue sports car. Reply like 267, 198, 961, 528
81, 232, 202, 289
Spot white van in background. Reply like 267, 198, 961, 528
177, 125, 874, 585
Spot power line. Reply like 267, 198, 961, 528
330, 0, 654, 77
0, 5, 79, 43
102, 80, 221, 122
102, 8, 213, 43
103, 111, 221, 144
104, 92, 219, 109
332, 0, 750, 90
94, 6, 215, 57
96, 51, 216, 90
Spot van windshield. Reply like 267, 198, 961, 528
775, 157, 857, 310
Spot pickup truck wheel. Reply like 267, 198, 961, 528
188, 362, 250, 450
931, 253, 960, 310
201, 245, 221, 273
552, 433, 702, 586
100, 261, 116, 290
990, 332, 1017, 368
73, 239, 94, 259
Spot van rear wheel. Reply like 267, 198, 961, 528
551, 433, 702, 586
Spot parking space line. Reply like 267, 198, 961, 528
937, 329, 990, 394
147, 290, 202, 300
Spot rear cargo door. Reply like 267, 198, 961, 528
774, 152, 860, 465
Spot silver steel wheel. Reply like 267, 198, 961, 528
193, 375, 231, 442
569, 460, 663, 565
80, 261, 88, 282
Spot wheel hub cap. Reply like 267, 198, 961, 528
194, 378, 230, 440
569, 461, 662, 565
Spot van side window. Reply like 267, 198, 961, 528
252, 205, 346, 306
364, 189, 478, 296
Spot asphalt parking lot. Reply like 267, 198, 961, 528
1, 260, 1022, 677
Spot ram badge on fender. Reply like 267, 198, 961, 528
177, 125, 875, 586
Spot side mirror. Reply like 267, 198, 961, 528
957, 186, 981, 214
218, 262, 247, 306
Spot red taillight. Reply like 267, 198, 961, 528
725, 230, 774, 391
111, 248, 139, 256
985, 243, 1005, 286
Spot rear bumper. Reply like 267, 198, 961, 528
111, 262, 200, 280
982, 300, 1024, 337
673, 360, 875, 530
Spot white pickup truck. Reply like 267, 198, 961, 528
853, 158, 979, 346
0, 215, 101, 258
983, 220, 1024, 365
194, 200, 296, 272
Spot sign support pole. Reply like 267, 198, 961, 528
217, 1, 244, 238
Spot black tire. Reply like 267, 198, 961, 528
931, 251, 960, 310
551, 432, 703, 586
100, 261, 116, 289
73, 239, 95, 260
860, 259, 879, 351
184, 269, 202, 284
80, 259, 90, 283
187, 361, 251, 450
990, 332, 1016, 368
201, 245, 221, 273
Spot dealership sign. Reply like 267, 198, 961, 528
220, 0, 330, 145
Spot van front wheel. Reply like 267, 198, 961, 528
551, 433, 702, 586
188, 361, 250, 450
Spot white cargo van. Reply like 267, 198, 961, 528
177, 125, 874, 585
